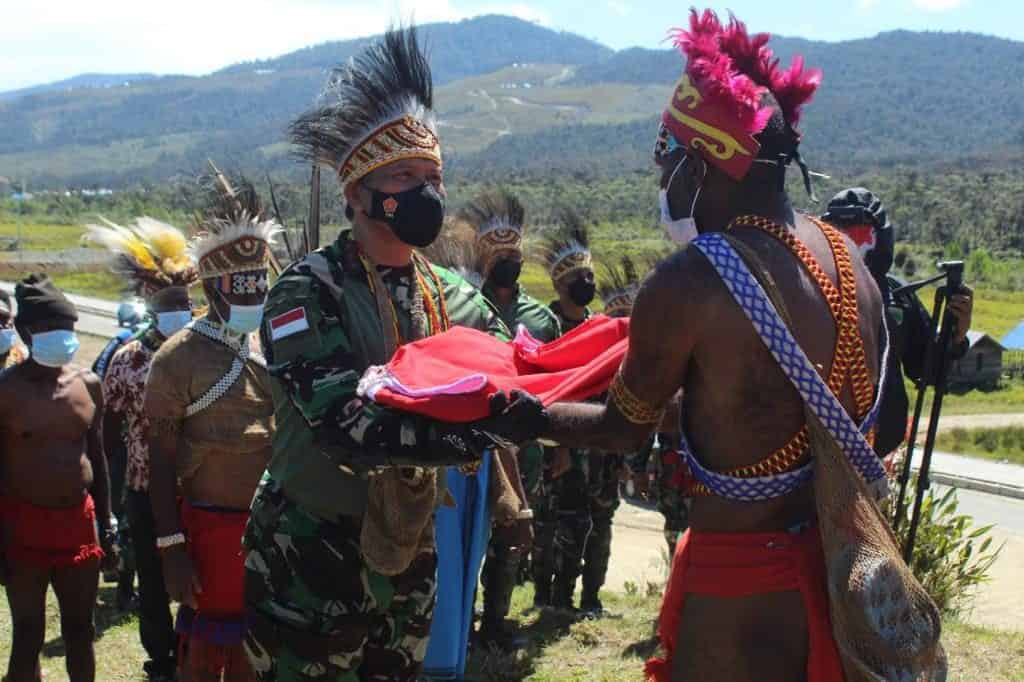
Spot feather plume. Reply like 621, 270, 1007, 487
539, 207, 591, 278
85, 217, 197, 295
188, 167, 282, 273
460, 190, 525, 240
599, 255, 643, 316
290, 27, 435, 176
670, 9, 820, 132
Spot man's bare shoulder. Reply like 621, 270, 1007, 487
644, 244, 727, 313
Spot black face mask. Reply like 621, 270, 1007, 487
568, 278, 596, 307
489, 259, 522, 289
366, 182, 445, 248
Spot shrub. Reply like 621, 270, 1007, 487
892, 484, 1003, 617
904, 257, 919, 277
895, 249, 909, 269
976, 428, 1000, 453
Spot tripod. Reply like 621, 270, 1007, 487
892, 260, 965, 564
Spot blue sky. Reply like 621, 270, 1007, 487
2, 0, 1020, 92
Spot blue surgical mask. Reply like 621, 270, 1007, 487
31, 330, 80, 367
226, 304, 264, 335
0, 328, 17, 354
156, 310, 192, 338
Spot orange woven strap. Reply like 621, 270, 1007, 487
688, 216, 875, 496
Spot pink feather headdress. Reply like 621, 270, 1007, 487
659, 9, 822, 180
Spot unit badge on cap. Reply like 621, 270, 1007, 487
383, 197, 399, 218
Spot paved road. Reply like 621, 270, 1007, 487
0, 281, 120, 338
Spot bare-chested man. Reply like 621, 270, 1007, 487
0, 274, 114, 682
465, 11, 892, 681
146, 186, 278, 681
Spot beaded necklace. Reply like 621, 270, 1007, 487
183, 317, 265, 418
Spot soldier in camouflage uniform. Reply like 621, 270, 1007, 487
630, 434, 689, 559
541, 210, 596, 611
572, 256, 646, 614
463, 190, 561, 644
241, 29, 513, 681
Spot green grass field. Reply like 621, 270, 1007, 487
2, 583, 1020, 681
0, 222, 89, 251
936, 427, 1024, 465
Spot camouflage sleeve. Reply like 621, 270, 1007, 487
262, 269, 488, 469
433, 265, 511, 341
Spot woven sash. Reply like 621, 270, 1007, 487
680, 233, 889, 501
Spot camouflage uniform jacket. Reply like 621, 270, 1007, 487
257, 231, 509, 523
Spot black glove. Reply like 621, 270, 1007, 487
470, 390, 550, 446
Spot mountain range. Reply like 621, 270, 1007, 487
2, 16, 1023, 188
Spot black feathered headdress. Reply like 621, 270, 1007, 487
599, 255, 641, 318
541, 207, 592, 285
290, 26, 441, 192
460, 189, 525, 278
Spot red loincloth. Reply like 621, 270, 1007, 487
646, 527, 844, 682
362, 315, 630, 422
0, 494, 103, 569
175, 500, 250, 675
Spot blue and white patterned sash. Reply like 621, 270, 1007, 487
680, 232, 890, 502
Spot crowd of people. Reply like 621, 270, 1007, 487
0, 8, 976, 682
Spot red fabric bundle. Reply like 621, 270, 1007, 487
363, 315, 630, 422
0, 494, 103, 569
646, 527, 843, 681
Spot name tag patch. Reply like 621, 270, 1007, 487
269, 307, 310, 340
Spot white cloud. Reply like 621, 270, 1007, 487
0, 0, 549, 91
858, 0, 881, 9
911, 0, 966, 11
606, 0, 631, 17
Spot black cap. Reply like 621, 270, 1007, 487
821, 187, 890, 231
14, 273, 78, 326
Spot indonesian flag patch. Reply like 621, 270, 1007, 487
270, 307, 310, 340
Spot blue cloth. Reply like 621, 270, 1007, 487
92, 328, 134, 378
424, 453, 492, 679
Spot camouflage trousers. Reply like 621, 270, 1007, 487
480, 533, 521, 629
551, 509, 592, 607
242, 476, 437, 682
581, 513, 613, 605
528, 478, 559, 605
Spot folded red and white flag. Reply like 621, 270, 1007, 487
358, 315, 630, 422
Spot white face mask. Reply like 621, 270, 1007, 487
660, 156, 705, 247
156, 310, 192, 338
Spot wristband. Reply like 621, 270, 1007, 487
156, 532, 186, 550
515, 508, 534, 521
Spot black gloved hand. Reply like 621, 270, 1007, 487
471, 390, 550, 446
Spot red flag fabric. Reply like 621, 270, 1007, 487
359, 315, 630, 422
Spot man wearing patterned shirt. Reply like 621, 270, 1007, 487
89, 217, 199, 681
